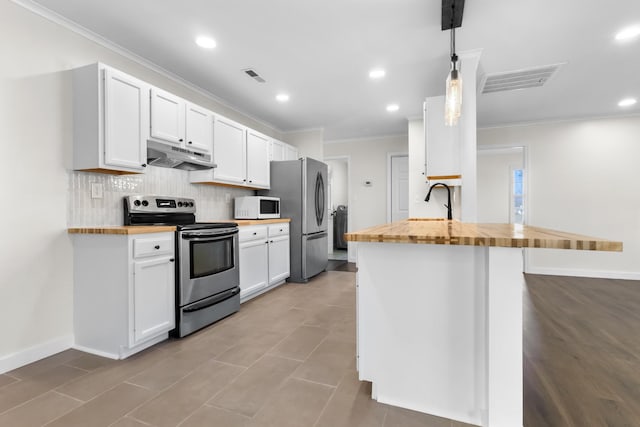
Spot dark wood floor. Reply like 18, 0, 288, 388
523, 274, 640, 426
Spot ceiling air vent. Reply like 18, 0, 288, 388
243, 68, 266, 83
480, 63, 565, 94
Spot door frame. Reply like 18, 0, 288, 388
324, 155, 351, 259
386, 152, 409, 223
477, 144, 530, 272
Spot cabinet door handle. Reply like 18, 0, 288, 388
179, 138, 184, 142
141, 163, 147, 167
154, 245, 160, 249
188, 141, 193, 144
169, 258, 175, 262
270, 240, 274, 243
252, 232, 257, 235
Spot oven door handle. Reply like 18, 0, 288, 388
183, 287, 240, 313
181, 230, 238, 240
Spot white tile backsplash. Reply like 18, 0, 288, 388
67, 166, 252, 226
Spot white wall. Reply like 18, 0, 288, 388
0, 1, 273, 371
283, 128, 324, 160
324, 135, 407, 260
477, 148, 524, 223
479, 116, 640, 279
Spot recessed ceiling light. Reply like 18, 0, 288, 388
618, 97, 637, 107
276, 93, 290, 102
615, 26, 640, 41
369, 69, 386, 79
386, 104, 399, 112
195, 36, 217, 49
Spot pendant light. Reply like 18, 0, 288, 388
443, 1, 463, 126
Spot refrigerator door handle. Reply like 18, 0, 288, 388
306, 232, 328, 241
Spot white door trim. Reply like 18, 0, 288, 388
477, 145, 529, 273
324, 155, 351, 260
387, 152, 409, 223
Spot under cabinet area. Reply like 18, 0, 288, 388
238, 222, 290, 302
73, 63, 149, 174
71, 231, 175, 359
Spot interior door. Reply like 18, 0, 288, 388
303, 158, 328, 234
391, 155, 409, 222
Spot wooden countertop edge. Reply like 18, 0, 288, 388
68, 218, 291, 234
68, 226, 177, 235
344, 221, 623, 252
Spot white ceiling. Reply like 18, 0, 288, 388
29, 0, 640, 140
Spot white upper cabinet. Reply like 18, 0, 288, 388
185, 103, 213, 153
284, 144, 299, 161
212, 116, 247, 185
190, 117, 271, 189
270, 139, 298, 162
246, 130, 271, 188
73, 63, 149, 174
424, 96, 462, 185
150, 89, 213, 155
150, 88, 185, 147
270, 139, 285, 161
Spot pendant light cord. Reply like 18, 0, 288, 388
450, 3, 456, 62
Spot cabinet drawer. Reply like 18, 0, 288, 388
239, 226, 267, 243
268, 223, 289, 238
133, 235, 173, 258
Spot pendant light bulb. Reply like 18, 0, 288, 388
445, 54, 462, 126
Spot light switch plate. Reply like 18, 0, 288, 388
91, 183, 103, 199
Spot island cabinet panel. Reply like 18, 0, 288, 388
349, 219, 621, 426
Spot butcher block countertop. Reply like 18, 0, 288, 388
344, 219, 622, 251
68, 226, 177, 235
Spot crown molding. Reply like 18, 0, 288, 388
10, 0, 281, 134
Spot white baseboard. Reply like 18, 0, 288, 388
0, 335, 73, 374
526, 266, 640, 280
71, 344, 119, 360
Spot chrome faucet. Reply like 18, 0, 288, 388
425, 182, 452, 220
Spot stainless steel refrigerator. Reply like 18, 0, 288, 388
261, 157, 328, 282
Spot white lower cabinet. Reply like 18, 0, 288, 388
238, 223, 290, 302
72, 232, 175, 359
268, 224, 290, 285
239, 226, 269, 299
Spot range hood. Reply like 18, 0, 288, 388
146, 140, 216, 171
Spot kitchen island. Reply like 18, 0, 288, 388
345, 220, 622, 427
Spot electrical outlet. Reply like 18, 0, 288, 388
91, 183, 103, 199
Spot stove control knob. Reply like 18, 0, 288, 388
133, 200, 141, 207
189, 202, 194, 207
141, 200, 149, 207
177, 202, 183, 207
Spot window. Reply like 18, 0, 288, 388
511, 168, 524, 224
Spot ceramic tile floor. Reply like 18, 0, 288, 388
0, 271, 475, 427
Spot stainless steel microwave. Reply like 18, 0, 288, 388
234, 196, 281, 219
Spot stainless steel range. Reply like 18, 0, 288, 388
123, 195, 240, 337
